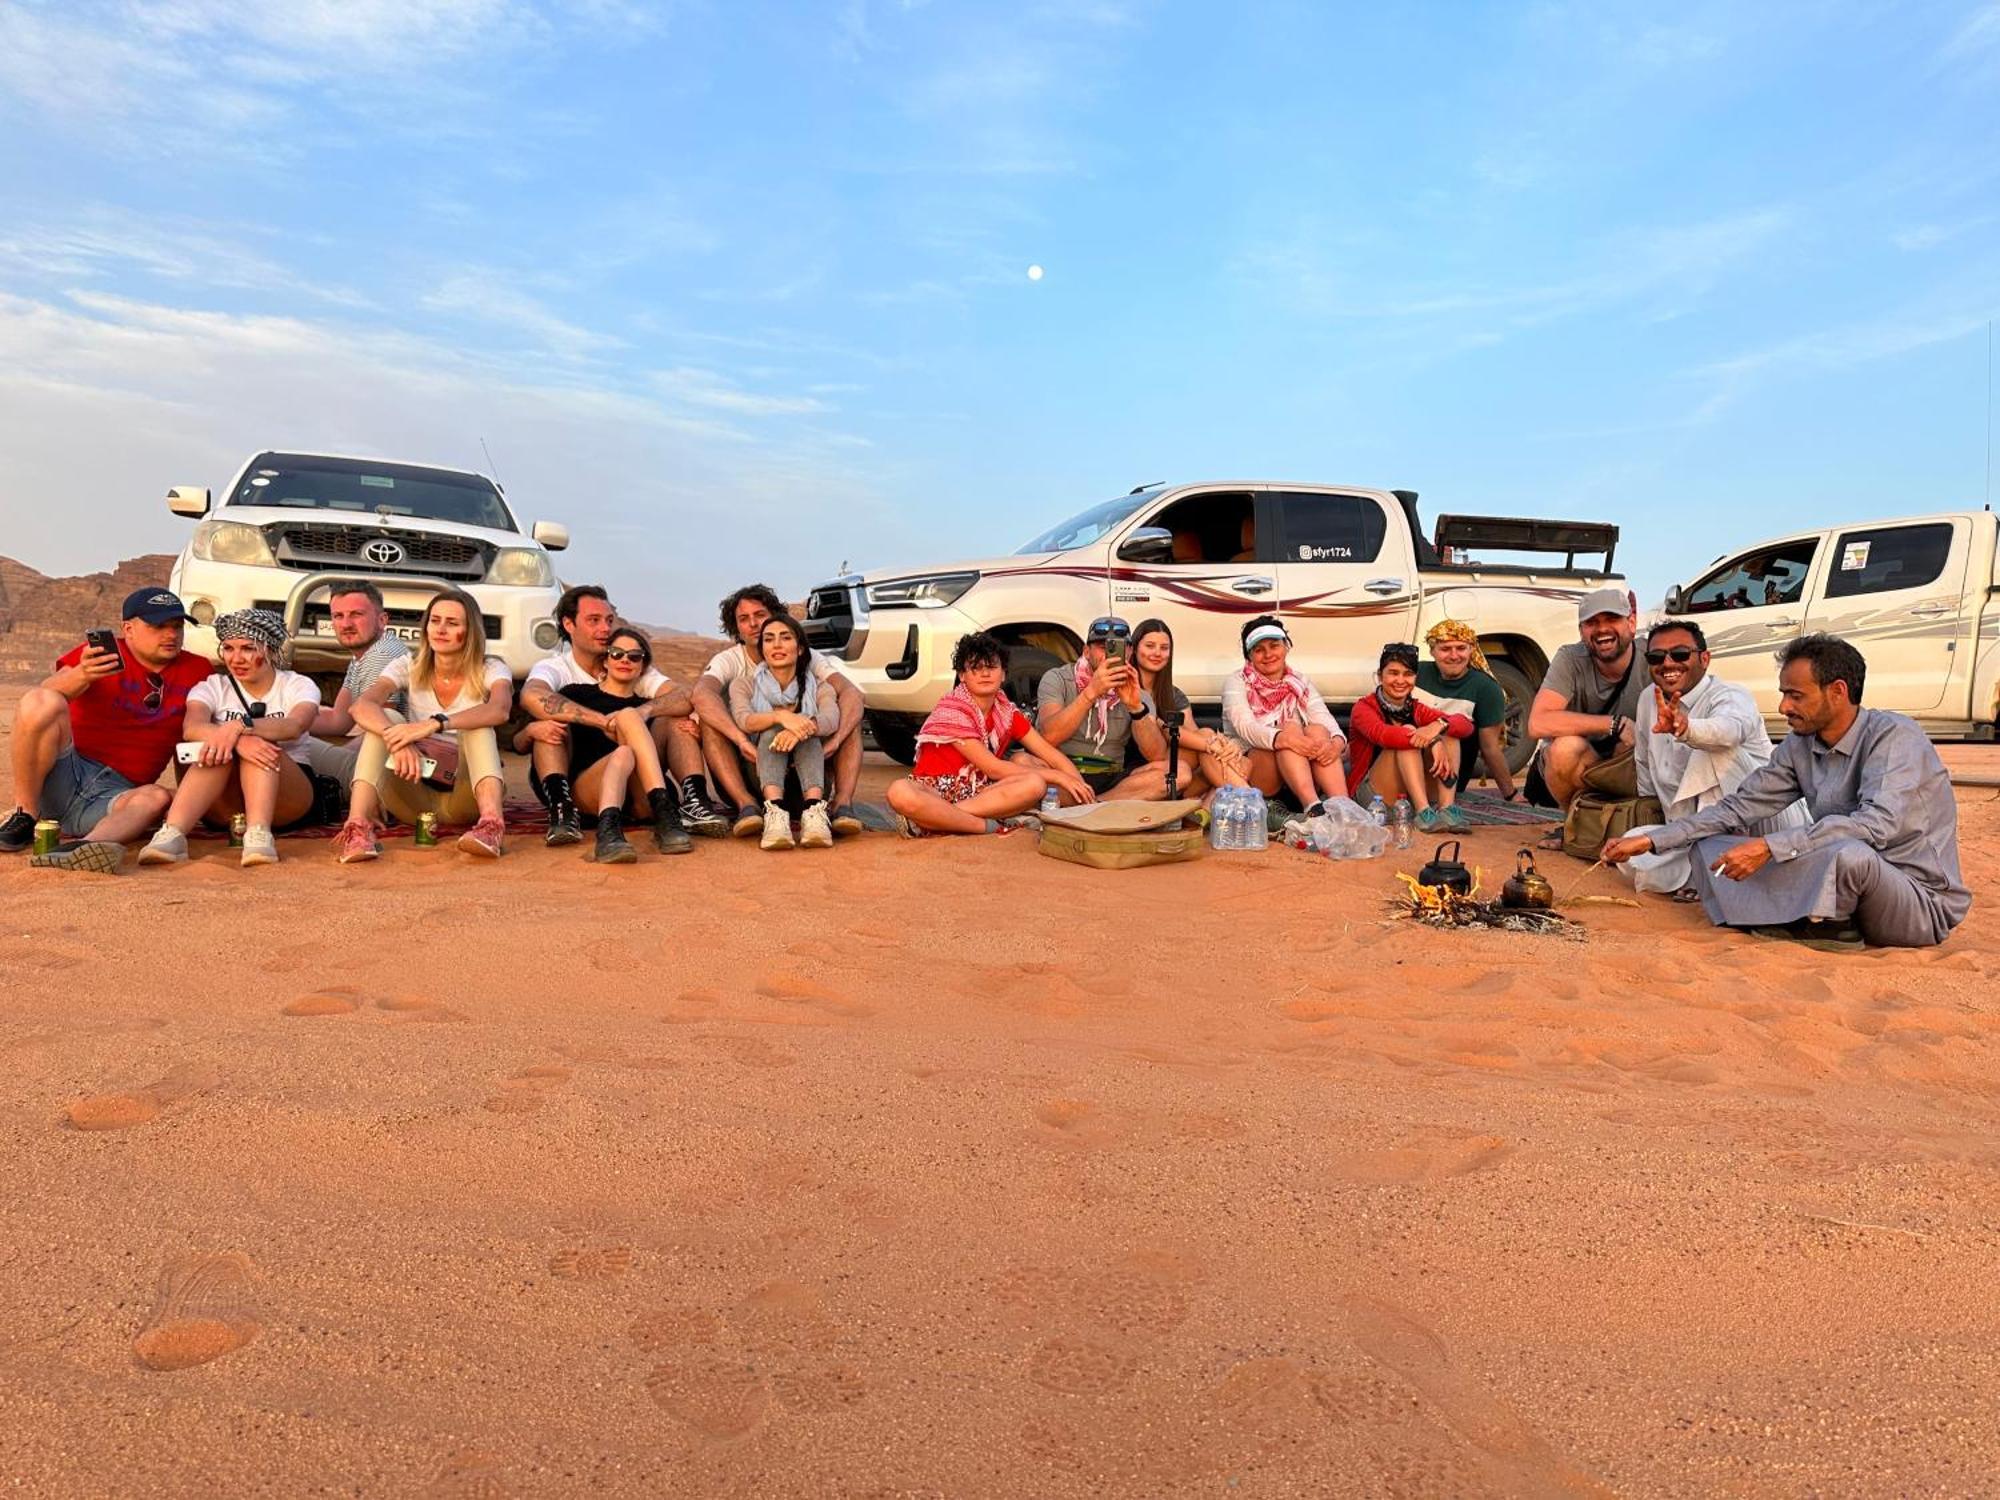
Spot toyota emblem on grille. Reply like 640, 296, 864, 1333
361, 539, 406, 566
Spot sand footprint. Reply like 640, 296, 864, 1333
643, 1356, 770, 1438
132, 1251, 261, 1371
753, 972, 875, 1021
1341, 1294, 1611, 1497
282, 985, 368, 1017
482, 1064, 572, 1115
424, 1450, 510, 1498
690, 1033, 797, 1070
548, 1212, 635, 1280
66, 1063, 218, 1132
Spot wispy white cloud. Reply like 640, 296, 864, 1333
1937, 1, 2000, 75
0, 289, 890, 622
421, 272, 623, 361
650, 367, 831, 417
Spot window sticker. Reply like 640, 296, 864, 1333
1840, 541, 1871, 571
1297, 543, 1353, 561
359, 475, 396, 488
249, 476, 270, 486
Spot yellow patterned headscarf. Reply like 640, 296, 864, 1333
1424, 619, 1488, 673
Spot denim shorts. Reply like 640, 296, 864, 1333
42, 747, 140, 837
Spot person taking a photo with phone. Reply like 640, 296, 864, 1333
137, 610, 322, 868
1032, 615, 1177, 803
2, 588, 209, 872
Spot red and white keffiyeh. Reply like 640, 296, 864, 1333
916, 684, 1021, 754
1240, 661, 1311, 724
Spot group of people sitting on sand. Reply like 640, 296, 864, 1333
0, 577, 1969, 950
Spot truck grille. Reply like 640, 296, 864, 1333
804, 584, 858, 654
269, 524, 490, 581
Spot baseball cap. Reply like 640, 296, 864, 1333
1576, 586, 1630, 625
121, 588, 195, 625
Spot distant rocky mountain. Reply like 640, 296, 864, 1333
0, 554, 179, 680
0, 555, 730, 683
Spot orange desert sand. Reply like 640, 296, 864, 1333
4, 677, 2000, 1498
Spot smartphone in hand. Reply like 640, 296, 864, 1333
85, 627, 120, 659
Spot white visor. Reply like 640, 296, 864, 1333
1242, 623, 1289, 654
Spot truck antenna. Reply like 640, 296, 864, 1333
1985, 320, 1993, 511
480, 436, 503, 488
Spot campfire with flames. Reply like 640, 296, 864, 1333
1392, 870, 1580, 937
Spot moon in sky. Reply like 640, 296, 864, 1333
1026, 264, 1044, 281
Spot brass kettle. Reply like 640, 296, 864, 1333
1501, 848, 1555, 910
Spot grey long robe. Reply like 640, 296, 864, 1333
1647, 708, 1970, 947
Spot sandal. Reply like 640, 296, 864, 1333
1534, 830, 1565, 853
1672, 886, 1703, 904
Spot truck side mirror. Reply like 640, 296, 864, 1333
1662, 585, 1685, 615
167, 486, 211, 519
1116, 526, 1174, 565
530, 520, 570, 551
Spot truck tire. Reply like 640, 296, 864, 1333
1483, 656, 1539, 776
1002, 644, 1068, 714
865, 712, 921, 766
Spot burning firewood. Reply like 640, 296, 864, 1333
1391, 872, 1581, 937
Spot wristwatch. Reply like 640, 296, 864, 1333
432, 711, 451, 731
1128, 701, 1150, 720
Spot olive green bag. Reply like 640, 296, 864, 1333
1036, 823, 1208, 870
1561, 792, 1664, 861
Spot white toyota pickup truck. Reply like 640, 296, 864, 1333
164, 450, 570, 680
803, 480, 1621, 768
1665, 507, 2000, 738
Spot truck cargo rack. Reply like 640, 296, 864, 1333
1432, 514, 1619, 572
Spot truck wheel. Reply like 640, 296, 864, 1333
1002, 645, 1067, 713
1484, 657, 1539, 776
865, 712, 920, 766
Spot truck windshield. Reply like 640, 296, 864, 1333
1015, 494, 1149, 555
228, 455, 516, 531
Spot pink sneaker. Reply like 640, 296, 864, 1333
458, 815, 505, 858
332, 819, 382, 864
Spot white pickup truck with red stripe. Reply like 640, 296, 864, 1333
802, 481, 1620, 769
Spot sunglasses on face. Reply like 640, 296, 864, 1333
1645, 647, 1698, 665
604, 647, 648, 663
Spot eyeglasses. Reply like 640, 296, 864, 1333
1645, 647, 1698, 665
605, 647, 649, 663
141, 673, 165, 711
1086, 616, 1131, 641
1380, 644, 1420, 667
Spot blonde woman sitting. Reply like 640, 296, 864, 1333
333, 588, 513, 861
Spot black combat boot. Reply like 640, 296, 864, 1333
594, 807, 636, 864
649, 786, 693, 855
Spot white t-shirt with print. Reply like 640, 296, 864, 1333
379, 654, 510, 734
528, 645, 668, 698
703, 643, 848, 688
190, 670, 324, 763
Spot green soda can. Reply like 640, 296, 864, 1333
33, 819, 61, 856
414, 811, 439, 847
228, 813, 246, 848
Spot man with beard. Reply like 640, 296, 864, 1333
1616, 619, 1806, 899
1524, 587, 1646, 830
691, 584, 866, 838
302, 580, 409, 792
520, 584, 716, 845
1602, 635, 1968, 949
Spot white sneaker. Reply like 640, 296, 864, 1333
760, 800, 795, 850
798, 802, 834, 848
240, 825, 279, 866
138, 826, 188, 866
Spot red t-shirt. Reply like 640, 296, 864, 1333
55, 640, 210, 787
913, 707, 1032, 780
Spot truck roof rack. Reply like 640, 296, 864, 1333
1434, 514, 1619, 572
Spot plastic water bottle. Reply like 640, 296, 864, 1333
1040, 785, 1061, 818
1368, 794, 1388, 828
1208, 786, 1234, 850
1391, 796, 1413, 851
1245, 788, 1269, 850
1224, 788, 1246, 850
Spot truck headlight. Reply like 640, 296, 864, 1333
191, 520, 275, 566
864, 572, 978, 609
487, 547, 554, 587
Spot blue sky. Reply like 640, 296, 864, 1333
1, 0, 1996, 628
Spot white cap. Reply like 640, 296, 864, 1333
1577, 586, 1631, 624
1242, 622, 1289, 655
